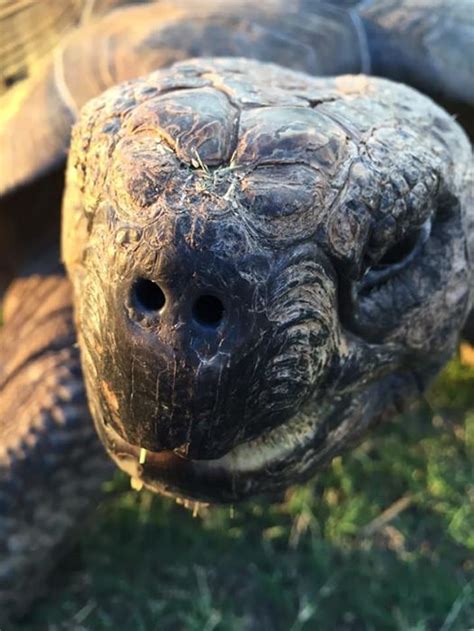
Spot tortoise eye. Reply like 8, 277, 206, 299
359, 218, 432, 293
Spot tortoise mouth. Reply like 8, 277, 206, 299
94, 406, 322, 503
93, 370, 419, 503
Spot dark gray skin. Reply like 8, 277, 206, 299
0, 0, 473, 620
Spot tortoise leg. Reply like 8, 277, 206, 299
0, 268, 113, 622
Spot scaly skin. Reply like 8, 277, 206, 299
63, 58, 473, 502
0, 269, 112, 623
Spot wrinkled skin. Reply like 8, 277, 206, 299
63, 58, 472, 502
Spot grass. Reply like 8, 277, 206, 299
20, 356, 474, 630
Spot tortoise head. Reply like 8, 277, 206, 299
62, 59, 472, 503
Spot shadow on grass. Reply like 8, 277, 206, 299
22, 358, 474, 630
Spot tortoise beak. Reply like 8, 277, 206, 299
93, 399, 314, 503
83, 236, 276, 461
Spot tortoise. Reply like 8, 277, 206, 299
0, 0, 473, 620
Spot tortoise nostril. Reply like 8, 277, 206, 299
192, 294, 225, 328
132, 277, 165, 313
